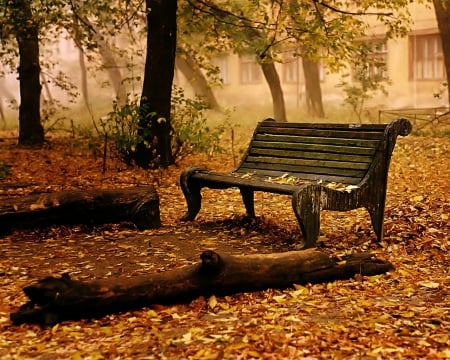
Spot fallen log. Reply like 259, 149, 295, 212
10, 249, 394, 327
0, 186, 160, 234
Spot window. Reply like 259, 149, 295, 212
410, 34, 445, 80
367, 41, 388, 79
211, 55, 229, 85
239, 55, 262, 84
282, 51, 299, 83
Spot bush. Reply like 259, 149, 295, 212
171, 86, 224, 157
100, 88, 225, 165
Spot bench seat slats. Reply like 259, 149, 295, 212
244, 155, 369, 171
234, 168, 362, 185
192, 172, 298, 195
258, 126, 385, 140
253, 141, 378, 156
259, 122, 388, 132
238, 163, 366, 182
254, 134, 381, 150
248, 148, 374, 164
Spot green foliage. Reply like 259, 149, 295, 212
99, 95, 146, 165
171, 86, 224, 157
0, 160, 11, 180
99, 88, 225, 165
337, 48, 390, 123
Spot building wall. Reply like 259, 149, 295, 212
176, 2, 448, 112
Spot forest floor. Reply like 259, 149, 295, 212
0, 127, 449, 359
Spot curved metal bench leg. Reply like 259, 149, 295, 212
180, 168, 203, 221
292, 186, 321, 248
240, 188, 255, 217
368, 204, 384, 242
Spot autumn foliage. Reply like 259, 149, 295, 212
0, 129, 449, 359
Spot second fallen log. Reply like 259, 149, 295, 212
10, 249, 394, 327
0, 186, 160, 234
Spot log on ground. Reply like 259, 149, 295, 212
0, 186, 160, 234
10, 249, 394, 327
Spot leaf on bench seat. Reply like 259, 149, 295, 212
326, 182, 360, 193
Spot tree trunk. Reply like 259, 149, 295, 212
0, 187, 160, 235
433, 0, 450, 106
10, 249, 393, 327
175, 48, 221, 111
136, 0, 177, 169
261, 61, 287, 122
302, 57, 325, 118
10, 0, 44, 146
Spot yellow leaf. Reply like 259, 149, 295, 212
247, 350, 261, 358
72, 352, 83, 360
401, 311, 415, 318
30, 203, 46, 211
418, 281, 440, 289
181, 331, 192, 344
413, 195, 424, 202
273, 294, 286, 303
208, 295, 218, 310
146, 309, 158, 318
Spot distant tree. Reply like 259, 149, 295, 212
5, 0, 44, 146
175, 47, 221, 111
433, 0, 450, 105
302, 57, 325, 118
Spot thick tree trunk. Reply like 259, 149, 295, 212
175, 48, 221, 111
136, 0, 177, 168
10, 249, 393, 327
433, 0, 450, 106
302, 57, 325, 118
261, 61, 287, 122
0, 187, 160, 234
11, 0, 44, 146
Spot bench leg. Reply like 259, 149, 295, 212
180, 168, 203, 221
292, 186, 321, 248
368, 205, 384, 242
240, 188, 255, 217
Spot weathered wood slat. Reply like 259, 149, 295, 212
238, 163, 367, 180
254, 135, 381, 150
249, 148, 374, 164
233, 169, 362, 185
260, 122, 388, 131
258, 126, 385, 140
245, 155, 370, 171
180, 118, 412, 248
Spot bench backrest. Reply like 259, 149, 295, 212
235, 119, 393, 185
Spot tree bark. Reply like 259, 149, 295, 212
261, 60, 287, 122
10, 249, 393, 327
10, 0, 44, 146
175, 48, 221, 111
433, 0, 450, 106
136, 0, 177, 169
0, 187, 160, 234
302, 57, 325, 118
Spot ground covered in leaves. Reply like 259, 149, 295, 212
0, 128, 449, 359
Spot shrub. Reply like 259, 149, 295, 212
101, 88, 225, 165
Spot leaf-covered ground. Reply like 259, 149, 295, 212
0, 129, 449, 359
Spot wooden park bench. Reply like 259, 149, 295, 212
180, 118, 412, 248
